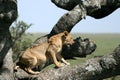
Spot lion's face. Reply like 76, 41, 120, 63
62, 31, 74, 45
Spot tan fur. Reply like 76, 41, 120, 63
15, 31, 74, 75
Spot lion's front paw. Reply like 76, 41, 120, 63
55, 63, 64, 68
34, 71, 40, 75
61, 62, 70, 66
65, 62, 70, 65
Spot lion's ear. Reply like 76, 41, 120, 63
64, 31, 68, 36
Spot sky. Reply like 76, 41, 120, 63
17, 0, 120, 33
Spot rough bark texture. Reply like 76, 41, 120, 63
0, 0, 18, 79
50, 0, 120, 35
15, 45, 120, 80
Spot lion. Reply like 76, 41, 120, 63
15, 31, 74, 75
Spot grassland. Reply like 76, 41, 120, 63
25, 33, 120, 79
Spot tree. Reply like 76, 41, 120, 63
0, 0, 120, 80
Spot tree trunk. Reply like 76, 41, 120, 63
0, 31, 15, 80
0, 0, 18, 79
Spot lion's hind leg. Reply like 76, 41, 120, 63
25, 56, 40, 75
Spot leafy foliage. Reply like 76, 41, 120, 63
10, 20, 32, 61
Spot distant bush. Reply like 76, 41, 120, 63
10, 20, 32, 61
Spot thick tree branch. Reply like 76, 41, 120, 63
50, 3, 86, 36
50, 0, 120, 35
15, 45, 120, 80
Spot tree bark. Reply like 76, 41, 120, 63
0, 0, 18, 79
15, 45, 120, 80
50, 0, 120, 35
